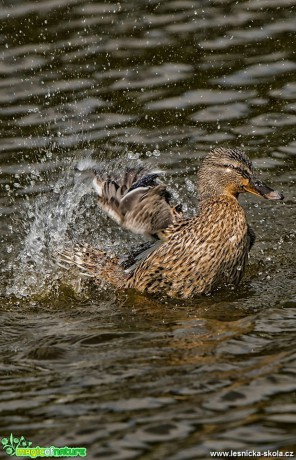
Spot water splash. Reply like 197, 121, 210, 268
6, 162, 93, 298
5, 151, 197, 298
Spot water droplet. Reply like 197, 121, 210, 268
127, 151, 139, 160
185, 178, 195, 193
151, 149, 160, 157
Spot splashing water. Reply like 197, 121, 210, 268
6, 162, 94, 298
5, 151, 197, 299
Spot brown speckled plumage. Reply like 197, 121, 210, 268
60, 148, 283, 298
126, 195, 249, 298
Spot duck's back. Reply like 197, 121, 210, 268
126, 195, 249, 298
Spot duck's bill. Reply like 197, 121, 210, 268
243, 179, 284, 200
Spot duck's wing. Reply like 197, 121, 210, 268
57, 243, 125, 288
93, 167, 183, 238
121, 239, 163, 271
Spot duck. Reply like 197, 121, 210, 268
60, 147, 283, 299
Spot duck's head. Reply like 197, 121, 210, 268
197, 147, 284, 201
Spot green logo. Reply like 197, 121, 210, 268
1, 435, 87, 458
1, 434, 32, 456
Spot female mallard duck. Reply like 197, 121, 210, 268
61, 147, 283, 298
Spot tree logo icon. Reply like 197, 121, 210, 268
1, 434, 32, 456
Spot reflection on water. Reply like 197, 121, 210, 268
1, 0, 296, 458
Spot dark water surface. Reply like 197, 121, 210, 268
1, 0, 296, 458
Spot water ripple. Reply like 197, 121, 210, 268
1, 0, 296, 458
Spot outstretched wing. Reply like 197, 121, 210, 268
57, 243, 125, 288
92, 167, 183, 238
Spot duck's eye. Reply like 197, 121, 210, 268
222, 164, 250, 179
223, 163, 240, 171
224, 165, 234, 173
212, 162, 238, 171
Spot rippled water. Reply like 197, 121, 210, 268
1, 0, 296, 458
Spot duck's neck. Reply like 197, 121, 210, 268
198, 191, 239, 205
